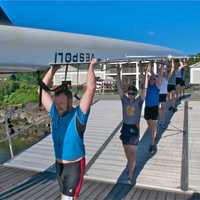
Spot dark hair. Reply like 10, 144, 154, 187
128, 85, 138, 95
54, 85, 72, 99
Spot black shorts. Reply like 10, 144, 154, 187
120, 123, 139, 145
167, 84, 176, 92
176, 78, 183, 86
55, 157, 85, 198
159, 94, 167, 103
144, 106, 159, 120
180, 80, 185, 86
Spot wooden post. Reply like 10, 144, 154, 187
181, 101, 189, 191
5, 111, 14, 159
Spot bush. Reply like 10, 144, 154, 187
0, 80, 38, 106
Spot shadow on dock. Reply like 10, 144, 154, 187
104, 102, 183, 200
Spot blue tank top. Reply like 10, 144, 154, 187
49, 103, 89, 161
145, 84, 160, 107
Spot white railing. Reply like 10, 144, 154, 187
0, 113, 49, 159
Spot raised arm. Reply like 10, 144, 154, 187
168, 59, 175, 79
159, 63, 164, 77
79, 59, 96, 114
140, 63, 150, 100
39, 66, 60, 112
150, 61, 155, 76
154, 62, 162, 88
116, 65, 124, 98
179, 60, 185, 69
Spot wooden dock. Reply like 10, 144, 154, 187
85, 101, 185, 192
1, 99, 200, 199
0, 166, 197, 200
188, 101, 200, 192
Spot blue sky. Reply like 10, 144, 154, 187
1, 1, 200, 54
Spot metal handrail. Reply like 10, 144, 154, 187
0, 115, 49, 143
0, 114, 49, 159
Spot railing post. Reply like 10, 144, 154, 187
181, 101, 189, 190
5, 111, 14, 159
136, 61, 139, 90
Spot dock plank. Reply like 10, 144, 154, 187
4, 100, 122, 172
188, 101, 200, 191
0, 166, 197, 200
86, 101, 185, 191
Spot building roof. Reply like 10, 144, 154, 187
189, 61, 200, 68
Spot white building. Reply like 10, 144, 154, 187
190, 62, 200, 84
53, 61, 157, 92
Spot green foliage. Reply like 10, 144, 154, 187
0, 72, 40, 106
2, 82, 38, 106
188, 53, 200, 66
14, 72, 40, 84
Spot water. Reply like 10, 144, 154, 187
0, 124, 50, 164
0, 141, 11, 164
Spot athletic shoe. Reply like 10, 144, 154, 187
158, 121, 164, 126
127, 177, 132, 185
168, 106, 173, 111
154, 135, 159, 143
172, 108, 178, 113
159, 123, 167, 129
149, 144, 157, 155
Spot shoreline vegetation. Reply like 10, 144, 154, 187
0, 72, 39, 107
0, 72, 49, 163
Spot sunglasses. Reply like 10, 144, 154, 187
128, 91, 137, 96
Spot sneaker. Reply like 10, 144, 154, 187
127, 177, 132, 185
159, 123, 167, 129
154, 135, 159, 143
158, 121, 164, 126
149, 144, 157, 154
168, 106, 173, 111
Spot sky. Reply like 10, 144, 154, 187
1, 1, 200, 55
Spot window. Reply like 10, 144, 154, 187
122, 63, 136, 73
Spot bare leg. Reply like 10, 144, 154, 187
159, 102, 166, 123
176, 85, 181, 100
123, 145, 137, 179
172, 91, 176, 107
147, 119, 157, 145
181, 86, 185, 97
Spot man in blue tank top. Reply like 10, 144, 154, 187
40, 59, 96, 200
144, 62, 162, 154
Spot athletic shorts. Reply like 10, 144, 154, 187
55, 157, 85, 198
180, 80, 185, 86
144, 106, 159, 120
167, 84, 176, 92
159, 94, 167, 103
176, 78, 183, 86
120, 123, 139, 145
